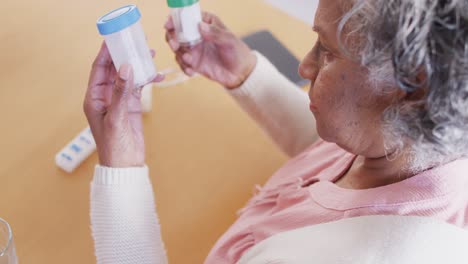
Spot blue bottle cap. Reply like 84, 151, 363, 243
97, 5, 141, 35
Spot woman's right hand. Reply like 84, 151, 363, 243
165, 12, 257, 89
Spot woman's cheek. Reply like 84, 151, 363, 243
313, 68, 338, 108
310, 71, 325, 106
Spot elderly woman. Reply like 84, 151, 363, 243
84, 0, 468, 263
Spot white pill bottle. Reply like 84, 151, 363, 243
168, 0, 203, 47
97, 5, 157, 88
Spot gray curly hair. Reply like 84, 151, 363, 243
338, 0, 468, 171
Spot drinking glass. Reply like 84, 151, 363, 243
0, 218, 17, 264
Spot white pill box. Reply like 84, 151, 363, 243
55, 127, 96, 173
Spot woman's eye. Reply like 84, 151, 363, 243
316, 42, 333, 64
317, 42, 327, 53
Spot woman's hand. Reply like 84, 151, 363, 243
165, 12, 257, 89
83, 42, 163, 168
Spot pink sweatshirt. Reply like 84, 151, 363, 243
204, 140, 468, 263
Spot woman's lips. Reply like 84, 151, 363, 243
309, 102, 318, 112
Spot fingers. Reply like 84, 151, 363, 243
164, 15, 174, 31
175, 53, 195, 76
151, 73, 166, 83
165, 25, 193, 75
185, 68, 195, 76
182, 53, 193, 65
109, 64, 134, 123
92, 42, 112, 68
201, 12, 213, 23
89, 42, 114, 87
201, 12, 226, 29
85, 42, 114, 124
199, 21, 232, 45
165, 11, 230, 50
199, 12, 233, 45
166, 12, 225, 29
164, 13, 197, 75
181, 53, 196, 75
165, 30, 180, 52
164, 16, 180, 52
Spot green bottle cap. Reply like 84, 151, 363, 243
167, 0, 199, 8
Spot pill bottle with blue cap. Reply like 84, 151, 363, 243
97, 5, 157, 88
168, 0, 203, 47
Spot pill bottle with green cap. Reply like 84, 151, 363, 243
97, 5, 157, 88
168, 0, 203, 47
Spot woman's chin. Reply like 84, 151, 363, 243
315, 122, 334, 143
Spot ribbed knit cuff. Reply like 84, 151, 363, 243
93, 165, 150, 185
228, 51, 280, 97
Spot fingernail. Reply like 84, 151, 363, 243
169, 39, 179, 50
200, 22, 210, 32
185, 68, 195, 76
182, 53, 192, 64
119, 64, 131, 81
152, 73, 166, 83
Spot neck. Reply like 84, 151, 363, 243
362, 153, 411, 178
339, 149, 415, 189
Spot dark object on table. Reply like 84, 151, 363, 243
242, 30, 309, 87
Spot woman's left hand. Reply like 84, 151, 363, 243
83, 42, 163, 168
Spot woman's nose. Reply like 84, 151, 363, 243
298, 61, 318, 81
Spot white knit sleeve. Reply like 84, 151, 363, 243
90, 165, 168, 264
227, 51, 318, 157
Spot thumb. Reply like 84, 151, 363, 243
199, 22, 231, 45
109, 64, 133, 122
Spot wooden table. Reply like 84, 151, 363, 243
0, 0, 315, 263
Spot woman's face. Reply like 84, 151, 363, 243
299, 0, 399, 157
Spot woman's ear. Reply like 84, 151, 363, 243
404, 86, 427, 101
403, 71, 428, 101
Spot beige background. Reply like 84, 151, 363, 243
0, 0, 315, 263
264, 0, 318, 24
